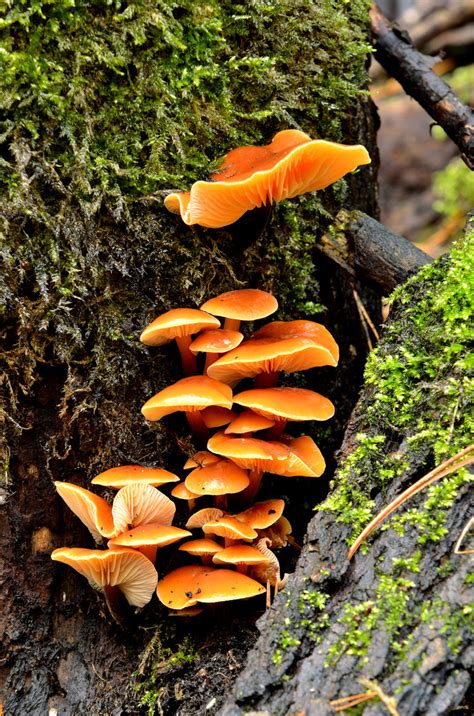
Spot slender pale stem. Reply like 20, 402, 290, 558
185, 410, 210, 445
187, 498, 197, 512
223, 318, 241, 332
204, 352, 219, 373
176, 335, 197, 376
255, 371, 279, 388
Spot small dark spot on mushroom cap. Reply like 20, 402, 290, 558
185, 591, 193, 598
196, 587, 202, 594
268, 509, 276, 514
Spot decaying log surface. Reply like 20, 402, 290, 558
318, 210, 432, 293
221, 236, 473, 716
370, 4, 474, 168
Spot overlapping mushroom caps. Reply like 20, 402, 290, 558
164, 129, 370, 228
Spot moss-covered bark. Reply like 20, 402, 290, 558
1, 1, 379, 713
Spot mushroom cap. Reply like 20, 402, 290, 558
189, 329, 244, 354
108, 523, 191, 550
140, 308, 220, 346
156, 564, 265, 609
278, 435, 326, 477
202, 516, 258, 542
178, 538, 224, 556
258, 515, 293, 548
207, 336, 338, 386
225, 410, 275, 434
250, 538, 281, 585
212, 545, 270, 566
207, 431, 289, 472
164, 130, 370, 228
233, 387, 335, 422
112, 483, 176, 534
201, 406, 237, 428
171, 482, 200, 501
253, 319, 339, 364
141, 376, 233, 421
185, 459, 249, 496
185, 507, 225, 530
183, 451, 222, 470
51, 547, 158, 607
235, 499, 285, 529
54, 481, 116, 542
201, 289, 278, 322
91, 465, 179, 489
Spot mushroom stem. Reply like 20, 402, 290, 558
223, 318, 241, 332
215, 494, 228, 511
264, 419, 287, 440
255, 371, 279, 388
176, 335, 198, 376
185, 411, 210, 445
139, 545, 158, 564
187, 498, 197, 512
240, 468, 264, 503
104, 585, 128, 626
236, 564, 248, 575
204, 352, 219, 373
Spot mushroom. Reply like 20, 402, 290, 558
278, 435, 326, 477
171, 482, 200, 512
164, 129, 370, 228
252, 319, 339, 364
108, 523, 191, 563
51, 547, 158, 620
258, 515, 293, 549
201, 289, 278, 332
184, 458, 250, 509
202, 515, 258, 546
185, 507, 225, 530
189, 328, 244, 371
224, 410, 275, 436
212, 544, 270, 574
233, 387, 335, 439
200, 406, 237, 429
234, 499, 285, 529
250, 537, 283, 608
140, 308, 220, 375
54, 481, 117, 542
179, 538, 224, 566
141, 375, 233, 444
183, 451, 222, 470
207, 335, 338, 388
91, 465, 179, 489
112, 483, 176, 534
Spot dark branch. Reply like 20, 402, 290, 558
370, 4, 474, 169
318, 211, 432, 294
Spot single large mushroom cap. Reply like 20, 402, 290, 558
92, 465, 179, 489
185, 459, 249, 496
140, 308, 220, 347
278, 435, 326, 477
207, 431, 289, 472
178, 538, 223, 558
201, 289, 278, 323
112, 483, 176, 534
253, 319, 339, 364
212, 545, 270, 567
108, 524, 191, 551
54, 481, 116, 542
202, 516, 258, 542
207, 336, 338, 386
164, 130, 370, 228
233, 387, 335, 422
189, 329, 244, 355
141, 376, 233, 421
51, 547, 158, 607
235, 499, 285, 529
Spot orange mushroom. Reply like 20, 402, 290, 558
112, 483, 176, 534
200, 406, 237, 429
185, 507, 225, 530
212, 544, 270, 574
202, 515, 258, 546
51, 547, 158, 619
54, 481, 116, 542
250, 537, 284, 608
233, 387, 334, 439
225, 410, 275, 436
189, 328, 244, 371
253, 319, 339, 364
171, 482, 200, 512
201, 289, 278, 332
184, 459, 249, 509
235, 499, 285, 529
141, 375, 233, 443
179, 538, 223, 566
91, 465, 179, 490
140, 308, 220, 375
108, 523, 191, 563
164, 129, 370, 228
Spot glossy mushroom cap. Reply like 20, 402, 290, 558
278, 435, 326, 477
112, 483, 176, 534
201, 289, 278, 322
164, 130, 370, 228
225, 410, 275, 434
183, 451, 221, 470
141, 376, 233, 421
108, 523, 191, 551
235, 499, 285, 529
202, 516, 258, 542
207, 431, 289, 472
171, 482, 200, 501
207, 335, 338, 386
253, 320, 339, 364
201, 406, 237, 428
178, 539, 223, 557
51, 547, 158, 607
189, 329, 244, 354
91, 465, 179, 489
54, 481, 116, 542
140, 308, 220, 346
185, 459, 249, 496
212, 545, 270, 567
185, 507, 225, 530
233, 387, 335, 422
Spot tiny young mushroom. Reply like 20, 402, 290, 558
179, 538, 224, 566
189, 328, 244, 371
108, 523, 191, 563
51, 547, 158, 622
140, 308, 220, 376
91, 465, 179, 490
233, 386, 335, 439
141, 375, 233, 444
201, 289, 278, 333
184, 458, 250, 510
164, 129, 370, 228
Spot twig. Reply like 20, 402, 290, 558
359, 677, 400, 716
370, 4, 474, 169
454, 515, 474, 555
353, 289, 380, 341
329, 690, 377, 711
348, 445, 474, 560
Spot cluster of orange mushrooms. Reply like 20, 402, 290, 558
51, 129, 370, 620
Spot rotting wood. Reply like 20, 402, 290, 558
370, 4, 474, 169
